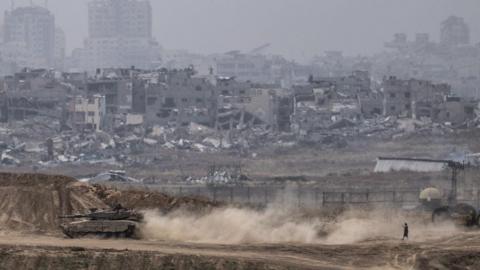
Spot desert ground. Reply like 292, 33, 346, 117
0, 231, 479, 270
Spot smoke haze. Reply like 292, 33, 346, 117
1, 0, 479, 61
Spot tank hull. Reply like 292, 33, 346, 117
432, 203, 478, 227
61, 220, 138, 238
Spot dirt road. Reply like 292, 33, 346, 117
1, 232, 480, 269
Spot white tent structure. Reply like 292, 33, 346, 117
374, 157, 450, 173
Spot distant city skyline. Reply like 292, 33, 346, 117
0, 0, 479, 62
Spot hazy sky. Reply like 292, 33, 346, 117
1, 0, 479, 61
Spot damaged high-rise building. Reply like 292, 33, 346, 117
440, 16, 470, 47
2, 5, 55, 69
81, 0, 161, 72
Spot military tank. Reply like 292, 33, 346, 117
428, 161, 479, 227
59, 206, 143, 238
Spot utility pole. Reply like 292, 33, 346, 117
448, 161, 465, 206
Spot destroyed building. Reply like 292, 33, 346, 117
215, 77, 290, 131
380, 76, 478, 126
358, 91, 383, 118
276, 95, 294, 132
86, 69, 134, 115
0, 69, 73, 122
61, 72, 88, 91
291, 73, 364, 137
215, 77, 265, 130
144, 68, 216, 128
382, 76, 450, 118
432, 96, 477, 125
249, 87, 292, 131
311, 70, 371, 98
7, 69, 59, 92
67, 95, 106, 132
131, 78, 148, 114
291, 85, 334, 135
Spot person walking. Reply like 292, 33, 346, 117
402, 222, 409, 240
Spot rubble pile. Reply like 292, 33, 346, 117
186, 164, 249, 185
0, 113, 478, 169
296, 114, 472, 147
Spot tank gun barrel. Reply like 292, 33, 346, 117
59, 214, 87, 219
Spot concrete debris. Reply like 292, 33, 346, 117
1, 152, 20, 165
143, 138, 158, 146
186, 164, 248, 185
0, 109, 475, 169
202, 137, 221, 148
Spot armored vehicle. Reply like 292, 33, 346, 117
429, 161, 479, 226
59, 207, 143, 238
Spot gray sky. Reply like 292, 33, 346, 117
1, 0, 479, 61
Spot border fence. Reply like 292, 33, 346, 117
137, 184, 480, 209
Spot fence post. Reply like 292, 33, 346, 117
264, 187, 268, 205
230, 187, 234, 203
297, 187, 301, 208
212, 187, 217, 202
247, 186, 251, 204
477, 189, 480, 209
281, 187, 285, 207
322, 192, 326, 206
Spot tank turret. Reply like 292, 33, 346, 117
59, 208, 143, 221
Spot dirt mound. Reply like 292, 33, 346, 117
0, 173, 106, 233
92, 185, 220, 212
0, 172, 219, 234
